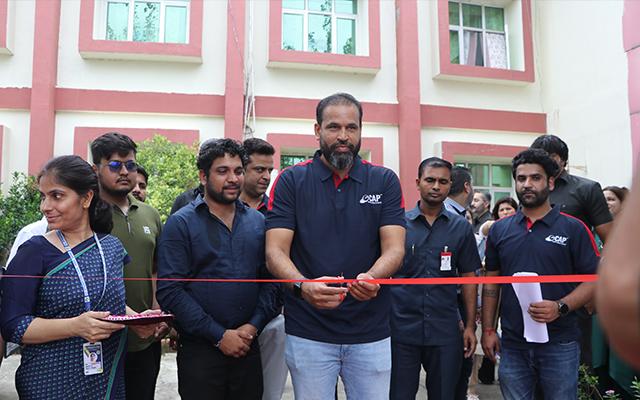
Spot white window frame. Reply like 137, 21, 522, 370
282, 0, 360, 55
455, 161, 514, 207
96, 0, 191, 44
449, 1, 510, 69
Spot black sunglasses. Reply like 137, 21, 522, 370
105, 160, 138, 173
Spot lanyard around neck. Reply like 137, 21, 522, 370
56, 230, 108, 312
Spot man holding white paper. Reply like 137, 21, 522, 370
481, 148, 599, 400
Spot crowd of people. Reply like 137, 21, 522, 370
0, 92, 637, 400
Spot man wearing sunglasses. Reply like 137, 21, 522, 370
91, 132, 168, 400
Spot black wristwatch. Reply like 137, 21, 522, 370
557, 301, 570, 317
293, 282, 304, 299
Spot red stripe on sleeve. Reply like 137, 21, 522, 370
559, 212, 601, 257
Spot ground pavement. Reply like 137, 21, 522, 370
0, 352, 503, 399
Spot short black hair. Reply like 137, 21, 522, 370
450, 166, 472, 196
316, 92, 363, 128
511, 148, 559, 180
243, 138, 275, 158
90, 132, 137, 165
136, 164, 148, 183
196, 138, 246, 176
530, 134, 569, 163
475, 190, 492, 203
492, 196, 518, 220
418, 157, 452, 178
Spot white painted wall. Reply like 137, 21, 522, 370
0, 111, 31, 191
537, 0, 632, 186
56, 0, 227, 95
0, 0, 34, 87
419, 0, 544, 113
249, 0, 398, 104
54, 112, 225, 160
253, 117, 400, 174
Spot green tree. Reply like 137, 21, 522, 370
136, 135, 199, 222
0, 173, 42, 267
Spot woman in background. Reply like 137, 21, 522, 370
0, 155, 128, 399
593, 185, 637, 399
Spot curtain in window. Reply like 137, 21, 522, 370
463, 31, 483, 66
486, 33, 507, 68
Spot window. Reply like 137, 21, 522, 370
282, 0, 357, 55
455, 162, 513, 205
280, 153, 313, 169
448, 1, 509, 69
102, 0, 190, 44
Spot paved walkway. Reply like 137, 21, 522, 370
0, 352, 503, 399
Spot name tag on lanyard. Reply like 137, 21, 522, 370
440, 246, 452, 271
83, 342, 104, 375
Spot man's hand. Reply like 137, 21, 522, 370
463, 326, 477, 358
218, 329, 252, 358
154, 322, 171, 340
528, 300, 560, 323
347, 273, 380, 301
236, 324, 257, 344
301, 277, 348, 310
481, 330, 500, 362
128, 309, 163, 339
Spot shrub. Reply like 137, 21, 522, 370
136, 135, 199, 222
0, 173, 42, 267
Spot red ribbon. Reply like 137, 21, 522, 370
0, 274, 598, 285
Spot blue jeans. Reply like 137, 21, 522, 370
285, 334, 391, 400
499, 341, 580, 400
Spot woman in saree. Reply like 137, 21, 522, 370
0, 155, 129, 399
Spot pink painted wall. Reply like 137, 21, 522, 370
625, 0, 640, 168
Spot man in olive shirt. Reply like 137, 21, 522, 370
92, 132, 167, 400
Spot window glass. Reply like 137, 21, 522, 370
283, 13, 304, 51
336, 0, 357, 14
308, 14, 332, 53
469, 163, 490, 187
450, 30, 459, 64
492, 164, 512, 187
309, 0, 332, 12
281, 155, 312, 168
165, 6, 187, 43
462, 4, 482, 28
485, 7, 504, 31
283, 0, 305, 10
494, 191, 511, 201
337, 18, 356, 55
106, 2, 129, 40
133, 1, 160, 42
449, 2, 459, 25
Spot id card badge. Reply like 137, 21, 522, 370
83, 342, 104, 375
440, 246, 452, 271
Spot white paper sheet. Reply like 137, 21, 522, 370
511, 272, 549, 343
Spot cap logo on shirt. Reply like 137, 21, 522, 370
545, 234, 568, 246
143, 226, 151, 234
359, 194, 383, 205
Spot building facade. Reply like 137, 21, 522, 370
0, 0, 636, 205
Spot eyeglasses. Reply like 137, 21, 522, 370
105, 160, 138, 173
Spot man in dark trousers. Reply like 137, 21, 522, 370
482, 148, 599, 399
390, 157, 480, 400
157, 138, 279, 400
530, 134, 612, 366
91, 132, 167, 400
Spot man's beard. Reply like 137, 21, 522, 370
102, 184, 132, 199
205, 180, 240, 205
517, 186, 550, 208
320, 137, 361, 170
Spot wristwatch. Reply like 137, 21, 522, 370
293, 282, 304, 299
557, 301, 570, 317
